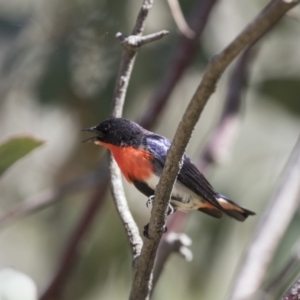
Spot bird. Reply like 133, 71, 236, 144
83, 117, 255, 236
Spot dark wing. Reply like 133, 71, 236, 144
145, 134, 222, 210
179, 156, 222, 209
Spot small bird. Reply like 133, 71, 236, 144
83, 118, 255, 236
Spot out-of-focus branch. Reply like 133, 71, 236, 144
152, 232, 192, 290
0, 170, 102, 228
229, 136, 300, 300
199, 45, 256, 172
40, 173, 109, 300
140, 0, 219, 130
130, 1, 300, 299
166, 0, 195, 38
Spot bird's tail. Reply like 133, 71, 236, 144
215, 193, 255, 222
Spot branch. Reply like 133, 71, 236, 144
40, 174, 109, 300
152, 233, 192, 290
0, 170, 102, 228
140, 0, 219, 130
109, 0, 168, 265
152, 44, 258, 283
228, 136, 300, 300
166, 0, 195, 38
130, 1, 300, 299
199, 45, 256, 172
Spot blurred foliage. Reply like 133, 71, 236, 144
0, 136, 44, 177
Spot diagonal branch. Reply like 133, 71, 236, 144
140, 0, 219, 130
40, 172, 109, 300
130, 1, 300, 299
228, 136, 300, 300
0, 170, 102, 228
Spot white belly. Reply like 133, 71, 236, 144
144, 174, 203, 211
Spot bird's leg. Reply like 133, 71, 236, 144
146, 195, 154, 208
143, 223, 167, 239
146, 195, 175, 215
143, 198, 174, 239
167, 203, 175, 215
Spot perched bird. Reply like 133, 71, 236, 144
83, 118, 255, 236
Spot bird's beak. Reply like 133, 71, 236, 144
82, 126, 99, 143
82, 126, 98, 132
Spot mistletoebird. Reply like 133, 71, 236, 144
83, 118, 255, 237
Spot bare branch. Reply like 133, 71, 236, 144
39, 175, 109, 300
152, 233, 192, 289
108, 0, 168, 267
229, 136, 300, 300
166, 0, 195, 38
109, 158, 143, 262
116, 30, 169, 49
140, 0, 219, 130
130, 1, 300, 299
0, 170, 102, 228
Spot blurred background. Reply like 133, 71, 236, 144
0, 0, 299, 299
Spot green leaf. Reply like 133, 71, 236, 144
0, 136, 44, 177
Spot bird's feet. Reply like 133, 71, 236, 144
146, 195, 175, 216
143, 223, 168, 239
167, 203, 175, 215
146, 195, 155, 208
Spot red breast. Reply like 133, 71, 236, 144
97, 141, 154, 183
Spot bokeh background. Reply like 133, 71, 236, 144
0, 0, 299, 299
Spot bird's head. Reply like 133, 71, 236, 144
82, 118, 146, 147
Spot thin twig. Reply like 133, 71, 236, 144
229, 136, 300, 300
166, 0, 195, 38
109, 158, 143, 262
130, 1, 300, 299
116, 30, 169, 48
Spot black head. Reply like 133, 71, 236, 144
83, 118, 147, 147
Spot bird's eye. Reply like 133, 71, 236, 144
103, 123, 111, 132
